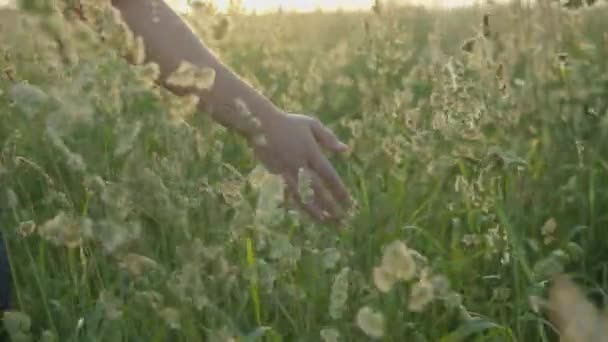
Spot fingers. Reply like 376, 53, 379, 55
310, 118, 349, 153
310, 171, 341, 220
309, 151, 351, 209
282, 171, 328, 223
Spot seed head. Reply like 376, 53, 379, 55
355, 306, 385, 339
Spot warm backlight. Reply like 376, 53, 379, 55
167, 0, 482, 13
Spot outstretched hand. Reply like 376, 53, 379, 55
108, 0, 350, 222
249, 109, 352, 224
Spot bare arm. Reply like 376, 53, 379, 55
110, 0, 351, 223
111, 0, 279, 136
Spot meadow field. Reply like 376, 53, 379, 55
1, 0, 608, 340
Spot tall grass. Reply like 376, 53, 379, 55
1, 0, 608, 340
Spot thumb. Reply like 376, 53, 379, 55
310, 118, 349, 153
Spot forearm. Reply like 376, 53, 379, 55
110, 0, 280, 134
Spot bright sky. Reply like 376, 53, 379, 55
168, 0, 481, 13
0, 0, 481, 12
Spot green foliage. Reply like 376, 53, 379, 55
2, 0, 608, 340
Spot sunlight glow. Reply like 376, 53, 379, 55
168, 0, 482, 13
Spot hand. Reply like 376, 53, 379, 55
248, 109, 352, 224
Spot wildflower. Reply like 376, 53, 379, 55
169, 263, 208, 310
380, 240, 416, 281
329, 267, 350, 319
320, 328, 340, 342
83, 175, 106, 194
96, 219, 142, 255
166, 60, 215, 91
408, 279, 434, 312
253, 168, 285, 226
541, 217, 557, 245
462, 234, 480, 247
136, 62, 161, 85
216, 178, 242, 207
372, 266, 397, 293
118, 253, 161, 278
355, 306, 385, 339
322, 248, 341, 270
168, 93, 201, 121
16, 220, 36, 238
297, 167, 314, 205
38, 212, 93, 249
5, 188, 18, 209
46, 130, 87, 172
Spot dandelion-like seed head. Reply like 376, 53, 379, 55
38, 212, 93, 249
408, 279, 435, 312
381, 240, 416, 281
320, 327, 340, 342
373, 266, 397, 293
355, 306, 385, 339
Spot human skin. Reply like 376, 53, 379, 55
110, 0, 352, 223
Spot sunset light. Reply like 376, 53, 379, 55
167, 0, 483, 13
